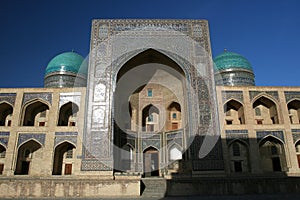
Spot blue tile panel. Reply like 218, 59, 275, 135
17, 133, 46, 147
256, 131, 284, 143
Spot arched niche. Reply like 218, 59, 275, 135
52, 141, 76, 175
15, 140, 42, 175
142, 104, 160, 132
228, 140, 250, 172
253, 96, 279, 125
224, 99, 245, 125
167, 102, 182, 131
287, 99, 300, 124
259, 136, 286, 172
58, 102, 79, 126
0, 102, 13, 126
21, 100, 49, 126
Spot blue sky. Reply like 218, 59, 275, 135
0, 0, 299, 87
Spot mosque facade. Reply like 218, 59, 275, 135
1, 19, 300, 198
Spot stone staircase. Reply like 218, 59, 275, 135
141, 177, 167, 197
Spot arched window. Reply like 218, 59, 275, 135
0, 145, 6, 158
253, 96, 279, 125
58, 102, 79, 126
15, 140, 42, 175
0, 102, 13, 126
295, 141, 300, 168
167, 102, 181, 131
287, 100, 300, 124
259, 137, 286, 172
224, 100, 245, 125
229, 141, 250, 173
169, 145, 182, 161
142, 104, 159, 132
232, 143, 240, 156
0, 145, 4, 174
52, 142, 76, 175
22, 101, 49, 126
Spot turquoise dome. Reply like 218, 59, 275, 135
213, 51, 253, 72
45, 52, 87, 76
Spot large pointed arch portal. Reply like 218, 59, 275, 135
81, 19, 223, 174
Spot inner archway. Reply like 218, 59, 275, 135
0, 102, 13, 126
52, 142, 76, 175
15, 140, 42, 175
113, 49, 188, 174
143, 146, 159, 177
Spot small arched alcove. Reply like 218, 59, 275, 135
167, 102, 182, 130
22, 100, 49, 126
52, 141, 76, 175
15, 140, 42, 175
259, 136, 286, 172
287, 99, 300, 124
0, 102, 13, 126
253, 96, 279, 125
228, 140, 250, 172
58, 102, 79, 126
143, 146, 159, 177
142, 104, 160, 132
224, 99, 245, 125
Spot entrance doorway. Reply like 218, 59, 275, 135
272, 157, 282, 171
143, 147, 159, 177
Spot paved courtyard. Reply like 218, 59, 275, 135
2, 194, 300, 200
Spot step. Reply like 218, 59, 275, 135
141, 178, 167, 197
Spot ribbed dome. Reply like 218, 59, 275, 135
45, 52, 86, 75
213, 51, 253, 72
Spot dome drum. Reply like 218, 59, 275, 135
44, 51, 87, 88
213, 51, 255, 86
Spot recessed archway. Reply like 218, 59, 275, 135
142, 104, 160, 132
52, 141, 76, 175
167, 102, 182, 130
224, 99, 245, 125
22, 100, 49, 126
253, 96, 279, 124
228, 140, 250, 172
287, 99, 300, 124
58, 102, 79, 126
259, 136, 286, 172
15, 140, 42, 175
0, 102, 13, 126
143, 146, 159, 177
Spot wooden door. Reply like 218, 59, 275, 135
143, 148, 159, 177
0, 164, 3, 174
64, 164, 72, 175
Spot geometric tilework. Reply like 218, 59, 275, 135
54, 136, 77, 147
141, 134, 161, 151
285, 91, 300, 103
0, 138, 9, 147
17, 133, 46, 147
221, 91, 243, 103
54, 132, 78, 147
225, 130, 249, 145
55, 132, 78, 136
0, 132, 10, 136
292, 133, 300, 144
22, 93, 52, 106
0, 93, 16, 105
81, 160, 113, 171
0, 132, 10, 147
249, 91, 279, 102
225, 130, 248, 134
256, 130, 284, 143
